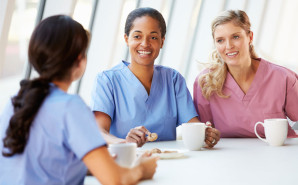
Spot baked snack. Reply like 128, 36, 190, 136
151, 148, 162, 154
147, 133, 158, 142
150, 148, 177, 154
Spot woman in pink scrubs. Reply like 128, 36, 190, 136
193, 10, 298, 138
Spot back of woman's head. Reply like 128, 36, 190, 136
2, 15, 89, 157
125, 7, 166, 38
29, 15, 89, 81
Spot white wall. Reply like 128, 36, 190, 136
1, 0, 298, 114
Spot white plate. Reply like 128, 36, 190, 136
137, 149, 185, 159
153, 150, 185, 159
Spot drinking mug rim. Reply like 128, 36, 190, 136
264, 118, 287, 122
182, 122, 205, 126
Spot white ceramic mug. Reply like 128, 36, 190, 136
181, 122, 208, 150
254, 118, 288, 146
108, 143, 137, 168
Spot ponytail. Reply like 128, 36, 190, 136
2, 78, 50, 157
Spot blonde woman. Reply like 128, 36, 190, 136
193, 10, 298, 138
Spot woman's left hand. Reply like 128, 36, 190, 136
205, 122, 220, 148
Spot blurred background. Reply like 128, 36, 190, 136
1, 0, 298, 113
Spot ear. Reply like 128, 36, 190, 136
249, 31, 253, 44
124, 34, 129, 46
76, 54, 86, 67
160, 37, 165, 49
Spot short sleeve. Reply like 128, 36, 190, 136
63, 96, 106, 159
90, 73, 115, 119
193, 74, 213, 123
285, 71, 298, 121
173, 71, 198, 125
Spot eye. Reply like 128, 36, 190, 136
217, 39, 223, 43
233, 35, 240, 39
133, 35, 140, 39
151, 36, 158, 40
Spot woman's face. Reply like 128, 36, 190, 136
213, 22, 253, 67
125, 16, 164, 67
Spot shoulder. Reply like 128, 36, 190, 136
154, 65, 185, 81
47, 87, 86, 111
261, 58, 297, 82
95, 61, 128, 80
195, 68, 210, 80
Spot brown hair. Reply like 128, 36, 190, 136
2, 15, 89, 157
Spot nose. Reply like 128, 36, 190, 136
226, 39, 234, 49
141, 38, 150, 47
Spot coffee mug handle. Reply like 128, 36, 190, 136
254, 122, 267, 143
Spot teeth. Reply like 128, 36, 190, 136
138, 50, 151, 55
227, 52, 238, 56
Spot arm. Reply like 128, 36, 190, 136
94, 111, 126, 144
285, 72, 298, 121
94, 111, 149, 147
83, 146, 158, 185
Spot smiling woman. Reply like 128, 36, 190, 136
193, 10, 298, 138
90, 7, 220, 148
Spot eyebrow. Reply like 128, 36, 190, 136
215, 32, 242, 39
132, 30, 159, 34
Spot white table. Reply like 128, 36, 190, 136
84, 138, 298, 185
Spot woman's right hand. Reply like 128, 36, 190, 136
138, 152, 159, 180
126, 126, 150, 147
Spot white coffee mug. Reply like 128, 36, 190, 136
181, 122, 208, 150
254, 118, 288, 146
108, 143, 137, 168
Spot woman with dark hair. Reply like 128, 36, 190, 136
91, 7, 220, 147
0, 15, 158, 185
194, 10, 298, 138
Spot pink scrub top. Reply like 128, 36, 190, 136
193, 58, 298, 138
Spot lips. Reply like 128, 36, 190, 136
226, 51, 238, 57
138, 50, 152, 55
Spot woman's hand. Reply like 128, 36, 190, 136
137, 152, 159, 180
126, 126, 150, 147
205, 122, 220, 148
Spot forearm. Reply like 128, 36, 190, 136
117, 165, 143, 185
84, 147, 143, 185
94, 111, 126, 144
187, 116, 200, 123
100, 127, 126, 144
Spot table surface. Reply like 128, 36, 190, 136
84, 138, 298, 185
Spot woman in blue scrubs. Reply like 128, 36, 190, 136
91, 7, 220, 147
0, 15, 157, 185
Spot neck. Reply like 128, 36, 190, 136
52, 80, 71, 92
128, 62, 154, 94
228, 58, 258, 82
227, 58, 259, 94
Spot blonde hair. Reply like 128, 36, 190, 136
199, 10, 258, 100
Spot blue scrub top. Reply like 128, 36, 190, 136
91, 61, 198, 141
0, 84, 106, 185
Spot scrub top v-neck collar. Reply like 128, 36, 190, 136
224, 59, 264, 105
122, 61, 157, 103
